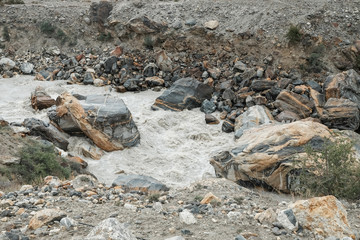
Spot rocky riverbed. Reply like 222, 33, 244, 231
1, 0, 360, 239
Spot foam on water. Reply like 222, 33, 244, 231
0, 76, 237, 188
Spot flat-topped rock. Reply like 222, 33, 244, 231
112, 174, 169, 194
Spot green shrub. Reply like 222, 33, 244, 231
143, 35, 155, 49
295, 137, 360, 200
286, 25, 302, 44
148, 193, 160, 202
2, 26, 10, 42
97, 32, 113, 42
1, 0, 24, 4
40, 21, 56, 35
7, 141, 71, 183
194, 195, 203, 202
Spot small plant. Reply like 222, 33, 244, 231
55, 29, 68, 44
286, 25, 302, 44
143, 35, 155, 50
1, 0, 24, 4
233, 197, 244, 205
148, 193, 160, 203
2, 26, 10, 42
40, 21, 56, 35
295, 137, 360, 200
97, 32, 113, 42
210, 199, 221, 207
194, 196, 203, 202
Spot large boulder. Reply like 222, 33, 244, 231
210, 120, 331, 192
320, 98, 360, 130
31, 86, 56, 111
126, 16, 167, 34
152, 78, 213, 111
23, 118, 69, 150
112, 174, 169, 194
29, 209, 66, 230
50, 93, 140, 151
234, 105, 275, 139
290, 196, 355, 239
274, 90, 314, 119
323, 69, 360, 106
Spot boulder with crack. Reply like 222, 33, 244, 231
50, 93, 140, 151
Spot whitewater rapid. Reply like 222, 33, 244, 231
0, 75, 238, 188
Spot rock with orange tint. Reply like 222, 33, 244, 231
110, 46, 123, 57
200, 192, 220, 204
31, 86, 56, 110
51, 93, 140, 151
290, 195, 355, 239
323, 69, 360, 105
274, 90, 314, 119
29, 209, 66, 230
210, 120, 332, 192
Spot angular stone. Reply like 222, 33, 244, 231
179, 210, 197, 225
320, 98, 359, 130
205, 114, 219, 125
72, 175, 98, 189
291, 196, 355, 239
153, 78, 212, 111
156, 50, 172, 72
204, 20, 219, 30
275, 111, 300, 122
143, 63, 158, 77
0, 58, 15, 70
200, 99, 216, 114
250, 79, 276, 91
234, 105, 274, 139
323, 69, 360, 108
222, 119, 234, 133
83, 71, 95, 85
52, 93, 140, 151
104, 56, 118, 73
29, 209, 66, 230
31, 86, 56, 110
200, 192, 220, 204
145, 76, 164, 87
112, 174, 169, 193
210, 121, 332, 192
23, 118, 69, 150
126, 16, 167, 34
277, 209, 298, 231
20, 62, 34, 74
274, 90, 314, 119
110, 46, 123, 57
254, 208, 277, 223
86, 218, 136, 240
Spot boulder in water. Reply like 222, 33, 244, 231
31, 86, 56, 110
112, 174, 169, 194
152, 78, 213, 111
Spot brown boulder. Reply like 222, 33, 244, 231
274, 90, 314, 119
31, 86, 56, 110
320, 98, 359, 130
210, 120, 331, 192
29, 209, 66, 230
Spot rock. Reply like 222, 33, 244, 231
52, 93, 140, 151
208, 68, 221, 79
110, 46, 123, 57
29, 209, 66, 230
179, 210, 197, 225
31, 86, 56, 110
185, 19, 197, 26
93, 78, 103, 87
67, 156, 88, 168
323, 69, 360, 108
143, 63, 158, 77
124, 78, 141, 91
86, 218, 136, 240
126, 16, 167, 34
83, 71, 95, 85
274, 90, 314, 119
222, 119, 235, 133
276, 209, 298, 231
320, 98, 359, 130
234, 61, 247, 72
200, 192, 220, 204
250, 79, 276, 91
153, 202, 163, 213
205, 114, 219, 125
104, 56, 118, 73
222, 89, 236, 101
204, 20, 219, 30
47, 46, 61, 56
227, 211, 242, 220
234, 105, 274, 139
72, 175, 98, 189
145, 76, 164, 87
291, 195, 355, 239
0, 117, 9, 127
275, 111, 300, 122
156, 50, 172, 72
112, 174, 169, 193
80, 142, 104, 160
211, 120, 332, 192
35, 70, 53, 81
20, 62, 34, 74
153, 78, 212, 111
0, 58, 15, 70
60, 217, 76, 229
201, 99, 216, 114
254, 208, 277, 223
23, 118, 69, 150
235, 235, 246, 240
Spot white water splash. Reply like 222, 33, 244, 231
0, 75, 237, 188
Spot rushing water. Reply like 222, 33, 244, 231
0, 75, 238, 188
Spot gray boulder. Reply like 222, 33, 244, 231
20, 62, 34, 74
152, 78, 213, 111
112, 174, 169, 193
0, 58, 15, 71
